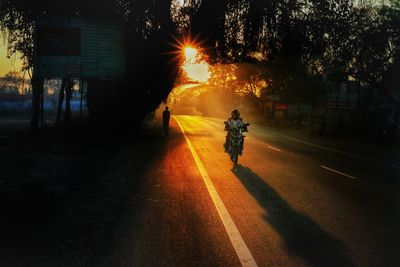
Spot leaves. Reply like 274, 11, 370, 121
1, 0, 399, 107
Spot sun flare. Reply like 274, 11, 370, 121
184, 47, 197, 64
182, 46, 211, 84
169, 35, 211, 84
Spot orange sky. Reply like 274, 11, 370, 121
0, 42, 23, 77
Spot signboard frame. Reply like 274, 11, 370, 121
35, 16, 125, 81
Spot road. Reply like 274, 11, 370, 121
101, 115, 400, 267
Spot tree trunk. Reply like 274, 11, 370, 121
64, 79, 73, 126
55, 79, 66, 128
30, 78, 43, 132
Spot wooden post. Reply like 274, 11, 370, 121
31, 79, 40, 131
31, 20, 40, 132
80, 79, 83, 120
64, 79, 72, 126
31, 78, 44, 132
40, 80, 44, 127
55, 79, 66, 128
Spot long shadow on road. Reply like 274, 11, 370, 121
232, 165, 354, 267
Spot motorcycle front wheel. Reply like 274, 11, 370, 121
230, 145, 239, 165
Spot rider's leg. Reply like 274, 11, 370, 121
239, 137, 244, 155
224, 134, 229, 152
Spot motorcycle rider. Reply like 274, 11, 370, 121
224, 109, 248, 155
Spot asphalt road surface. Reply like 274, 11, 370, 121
101, 115, 400, 267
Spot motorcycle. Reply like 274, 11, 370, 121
224, 121, 250, 164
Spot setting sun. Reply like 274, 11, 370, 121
184, 47, 197, 64
182, 46, 210, 84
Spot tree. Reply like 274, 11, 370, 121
208, 64, 238, 93
2, 0, 400, 129
0, 0, 179, 130
349, 4, 400, 88
234, 64, 266, 98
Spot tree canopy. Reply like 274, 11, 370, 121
1, 0, 399, 120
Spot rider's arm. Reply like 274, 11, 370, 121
241, 120, 249, 132
224, 120, 229, 131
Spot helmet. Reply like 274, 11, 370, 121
231, 109, 240, 120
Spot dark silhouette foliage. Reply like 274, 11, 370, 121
1, 0, 399, 128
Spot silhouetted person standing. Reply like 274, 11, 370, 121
163, 106, 171, 136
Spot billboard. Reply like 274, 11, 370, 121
35, 16, 125, 80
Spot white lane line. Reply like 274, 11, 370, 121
174, 116, 258, 267
267, 133, 400, 169
266, 145, 281, 152
320, 166, 357, 180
